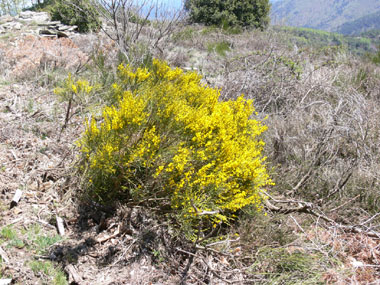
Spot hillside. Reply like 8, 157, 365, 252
275, 26, 380, 55
337, 10, 380, 35
271, 0, 380, 33
1, 7, 380, 285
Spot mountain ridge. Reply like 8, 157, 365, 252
271, 0, 380, 34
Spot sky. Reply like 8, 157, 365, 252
155, 0, 280, 10
152, 0, 183, 10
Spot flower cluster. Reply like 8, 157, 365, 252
78, 59, 273, 233
54, 73, 93, 97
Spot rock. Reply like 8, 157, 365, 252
67, 25, 78, 32
57, 31, 69, 38
18, 11, 49, 23
1, 22, 22, 30
0, 15, 14, 23
39, 29, 56, 36
38, 21, 61, 26
0, 279, 13, 285
0, 11, 77, 37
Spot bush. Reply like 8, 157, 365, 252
50, 0, 101, 33
185, 0, 271, 30
77, 60, 272, 236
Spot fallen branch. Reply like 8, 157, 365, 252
10, 189, 22, 209
65, 264, 83, 284
56, 215, 65, 236
263, 196, 380, 239
0, 246, 10, 263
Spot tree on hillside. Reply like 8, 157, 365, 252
184, 0, 271, 30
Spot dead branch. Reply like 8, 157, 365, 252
0, 246, 10, 263
264, 196, 380, 239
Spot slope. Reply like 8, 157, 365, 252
336, 10, 380, 35
271, 0, 380, 32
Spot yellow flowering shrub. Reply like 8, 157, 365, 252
78, 59, 273, 234
54, 73, 94, 99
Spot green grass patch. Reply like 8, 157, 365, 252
0, 226, 17, 241
29, 260, 68, 285
33, 235, 62, 254
207, 41, 231, 56
249, 247, 337, 284
20, 224, 63, 254
274, 25, 377, 56
0, 225, 24, 249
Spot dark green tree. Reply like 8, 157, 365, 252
185, 0, 271, 29
50, 0, 101, 33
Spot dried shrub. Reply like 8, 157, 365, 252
177, 26, 380, 224
3, 35, 88, 79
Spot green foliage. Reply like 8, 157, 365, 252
276, 55, 303, 79
370, 46, 380, 65
276, 26, 376, 56
0, 226, 17, 240
77, 59, 272, 237
54, 73, 95, 103
207, 40, 231, 56
49, 0, 101, 33
23, 224, 63, 254
0, 226, 24, 249
250, 247, 335, 283
33, 234, 62, 254
173, 26, 196, 42
185, 0, 271, 30
29, 260, 68, 285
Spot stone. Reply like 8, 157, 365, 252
18, 11, 49, 23
0, 15, 14, 23
67, 25, 78, 32
57, 31, 69, 38
1, 22, 22, 30
39, 29, 56, 36
38, 21, 61, 26
0, 11, 77, 38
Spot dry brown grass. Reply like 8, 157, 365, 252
1, 20, 380, 283
167, 25, 380, 283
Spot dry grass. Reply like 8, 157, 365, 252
1, 20, 380, 284
167, 25, 380, 283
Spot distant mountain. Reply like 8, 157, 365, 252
271, 0, 380, 34
336, 10, 380, 35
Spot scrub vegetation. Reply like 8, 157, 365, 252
0, 0, 380, 283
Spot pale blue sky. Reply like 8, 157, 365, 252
155, 0, 183, 9
156, 0, 278, 10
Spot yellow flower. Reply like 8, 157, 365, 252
79, 59, 273, 234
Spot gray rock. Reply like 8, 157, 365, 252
67, 25, 78, 31
19, 11, 49, 23
38, 21, 61, 26
1, 22, 23, 30
57, 31, 70, 38
58, 25, 72, 31
0, 15, 14, 23
39, 29, 56, 36
0, 11, 78, 37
